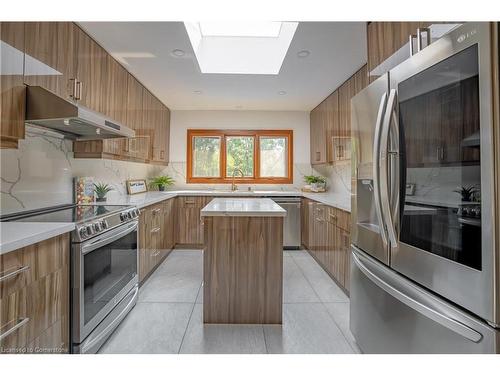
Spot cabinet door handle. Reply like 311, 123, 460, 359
76, 80, 83, 100
0, 317, 30, 342
160, 150, 165, 160
151, 227, 161, 233
185, 201, 196, 205
0, 265, 30, 283
409, 34, 418, 56
152, 208, 161, 214
316, 151, 321, 161
70, 78, 78, 99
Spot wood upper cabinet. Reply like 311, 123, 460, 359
74, 25, 107, 114
367, 22, 431, 81
103, 55, 128, 125
310, 64, 367, 165
310, 100, 328, 165
141, 90, 170, 165
0, 234, 70, 353
126, 75, 144, 130
1, 22, 25, 149
175, 196, 213, 246
24, 22, 76, 101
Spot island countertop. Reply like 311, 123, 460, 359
200, 198, 286, 217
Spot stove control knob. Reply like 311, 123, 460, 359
79, 227, 87, 238
132, 209, 139, 218
120, 212, 127, 221
127, 210, 134, 219
86, 224, 95, 236
94, 222, 102, 232
101, 220, 108, 229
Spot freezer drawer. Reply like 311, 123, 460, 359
350, 246, 498, 353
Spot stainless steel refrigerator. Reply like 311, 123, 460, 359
350, 22, 500, 353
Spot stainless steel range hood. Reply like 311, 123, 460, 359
25, 86, 135, 139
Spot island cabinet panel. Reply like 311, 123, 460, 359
24, 22, 77, 102
203, 216, 283, 324
175, 196, 213, 247
1, 22, 26, 149
138, 201, 175, 283
0, 234, 70, 354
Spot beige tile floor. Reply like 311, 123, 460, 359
99, 250, 360, 354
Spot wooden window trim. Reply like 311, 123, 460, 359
187, 129, 293, 184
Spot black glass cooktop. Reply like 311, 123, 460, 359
2, 204, 131, 223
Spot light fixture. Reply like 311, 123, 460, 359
297, 50, 310, 58
194, 90, 202, 94
278, 90, 287, 95
171, 49, 185, 57
184, 22, 298, 75
198, 22, 283, 38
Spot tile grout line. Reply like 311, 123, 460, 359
290, 253, 357, 353
177, 282, 202, 354
322, 302, 359, 353
261, 325, 269, 354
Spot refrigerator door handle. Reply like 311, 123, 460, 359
379, 89, 399, 249
352, 250, 483, 343
372, 92, 389, 248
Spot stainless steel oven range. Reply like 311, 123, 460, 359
2, 204, 141, 353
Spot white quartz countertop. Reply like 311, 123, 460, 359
0, 222, 75, 255
201, 198, 287, 217
102, 189, 351, 212
0, 189, 349, 254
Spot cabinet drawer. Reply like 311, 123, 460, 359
0, 234, 69, 353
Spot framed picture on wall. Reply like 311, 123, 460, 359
126, 179, 148, 195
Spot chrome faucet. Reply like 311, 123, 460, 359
231, 168, 245, 191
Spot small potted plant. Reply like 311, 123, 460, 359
94, 182, 114, 202
304, 175, 327, 192
149, 175, 175, 191
453, 185, 478, 202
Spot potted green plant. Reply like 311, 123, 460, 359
94, 182, 114, 202
453, 185, 478, 202
149, 175, 175, 191
304, 175, 327, 191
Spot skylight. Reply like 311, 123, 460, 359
184, 22, 298, 75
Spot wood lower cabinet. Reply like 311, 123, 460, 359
303, 202, 351, 293
1, 22, 26, 149
138, 200, 175, 282
0, 234, 69, 354
175, 196, 213, 246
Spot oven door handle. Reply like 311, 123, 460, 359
81, 221, 138, 255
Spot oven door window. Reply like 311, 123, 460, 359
398, 44, 481, 270
83, 229, 137, 325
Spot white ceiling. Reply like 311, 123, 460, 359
79, 22, 367, 111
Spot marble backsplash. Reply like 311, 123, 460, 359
0, 126, 317, 214
312, 161, 352, 198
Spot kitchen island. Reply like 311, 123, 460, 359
201, 198, 286, 324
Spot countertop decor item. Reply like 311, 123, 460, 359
94, 182, 114, 202
303, 175, 327, 192
74, 177, 94, 204
149, 175, 174, 191
126, 179, 148, 195
453, 185, 478, 202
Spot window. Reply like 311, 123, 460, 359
187, 129, 293, 184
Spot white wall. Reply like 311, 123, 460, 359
166, 110, 312, 189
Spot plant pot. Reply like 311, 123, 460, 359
158, 185, 166, 191
96, 197, 107, 202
